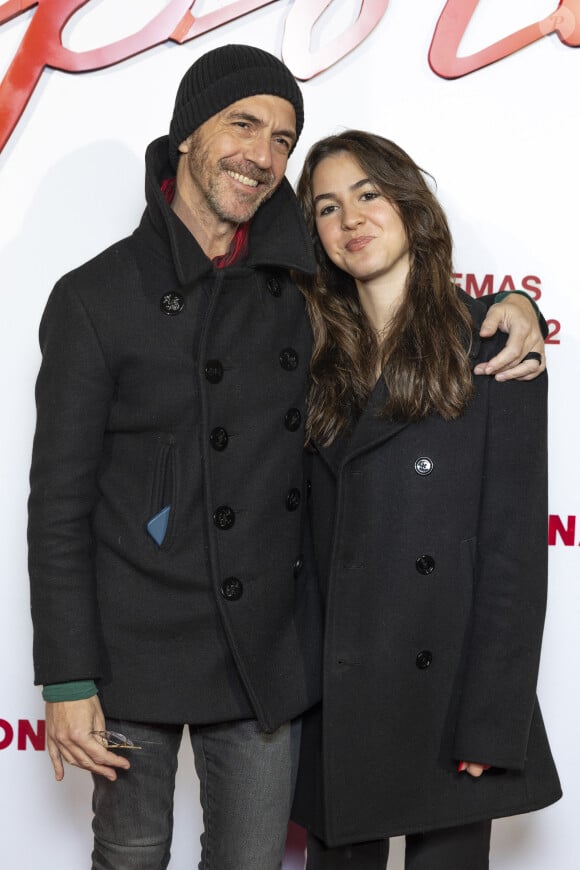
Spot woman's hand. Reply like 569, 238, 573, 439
457, 761, 491, 778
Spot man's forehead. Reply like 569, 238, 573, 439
216, 95, 296, 127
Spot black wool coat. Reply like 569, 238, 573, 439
28, 136, 322, 730
292, 293, 561, 845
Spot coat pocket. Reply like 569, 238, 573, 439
146, 436, 177, 549
457, 536, 478, 621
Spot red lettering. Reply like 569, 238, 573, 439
521, 275, 542, 300
2, 2, 579, 154
0, 1, 295, 155
454, 274, 547, 305
545, 319, 562, 345
465, 274, 494, 298
0, 0, 394, 154
0, 719, 47, 750
548, 514, 576, 546
0, 719, 14, 749
429, 0, 580, 80
498, 275, 516, 294
171, 1, 281, 43
0, 0, 193, 154
17, 719, 46, 751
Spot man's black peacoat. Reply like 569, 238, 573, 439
292, 293, 561, 845
28, 136, 322, 731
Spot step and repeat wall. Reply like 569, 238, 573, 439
1, 2, 578, 868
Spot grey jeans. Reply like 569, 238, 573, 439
91, 716, 301, 870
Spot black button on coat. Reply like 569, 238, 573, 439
292, 293, 561, 844
28, 137, 322, 731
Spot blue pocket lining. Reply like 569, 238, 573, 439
146, 505, 171, 547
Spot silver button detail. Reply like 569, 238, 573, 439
414, 457, 433, 476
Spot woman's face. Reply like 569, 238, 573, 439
311, 151, 410, 291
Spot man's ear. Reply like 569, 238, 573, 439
178, 135, 192, 155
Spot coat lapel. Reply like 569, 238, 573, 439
312, 378, 411, 475
342, 377, 411, 465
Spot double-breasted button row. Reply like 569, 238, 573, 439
221, 554, 303, 604
210, 410, 300, 451
204, 350, 299, 383
160, 274, 285, 314
416, 554, 435, 575
214, 489, 301, 529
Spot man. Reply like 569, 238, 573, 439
28, 44, 545, 870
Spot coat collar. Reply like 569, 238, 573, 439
138, 136, 316, 286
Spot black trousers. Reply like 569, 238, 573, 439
306, 820, 492, 870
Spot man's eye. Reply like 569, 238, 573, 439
274, 137, 291, 151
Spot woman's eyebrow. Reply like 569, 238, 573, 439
313, 177, 373, 204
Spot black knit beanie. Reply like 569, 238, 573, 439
168, 44, 304, 170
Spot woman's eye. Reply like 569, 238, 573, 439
319, 205, 337, 217
361, 191, 379, 201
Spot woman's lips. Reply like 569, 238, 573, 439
346, 235, 373, 252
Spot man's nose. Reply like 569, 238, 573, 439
245, 132, 273, 169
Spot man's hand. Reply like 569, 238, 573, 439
46, 695, 131, 782
474, 292, 545, 382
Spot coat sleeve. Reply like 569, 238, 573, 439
452, 369, 549, 769
28, 278, 115, 685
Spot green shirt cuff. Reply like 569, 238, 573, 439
42, 680, 98, 702
494, 289, 540, 317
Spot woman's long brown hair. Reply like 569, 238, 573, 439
296, 130, 475, 446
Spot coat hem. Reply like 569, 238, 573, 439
294, 787, 563, 848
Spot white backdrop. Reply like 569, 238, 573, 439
1, 2, 578, 868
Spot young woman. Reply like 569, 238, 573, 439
291, 131, 561, 869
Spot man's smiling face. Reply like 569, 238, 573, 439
178, 94, 297, 226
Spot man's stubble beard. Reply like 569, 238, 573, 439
187, 136, 278, 225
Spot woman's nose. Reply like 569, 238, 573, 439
342, 206, 363, 229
